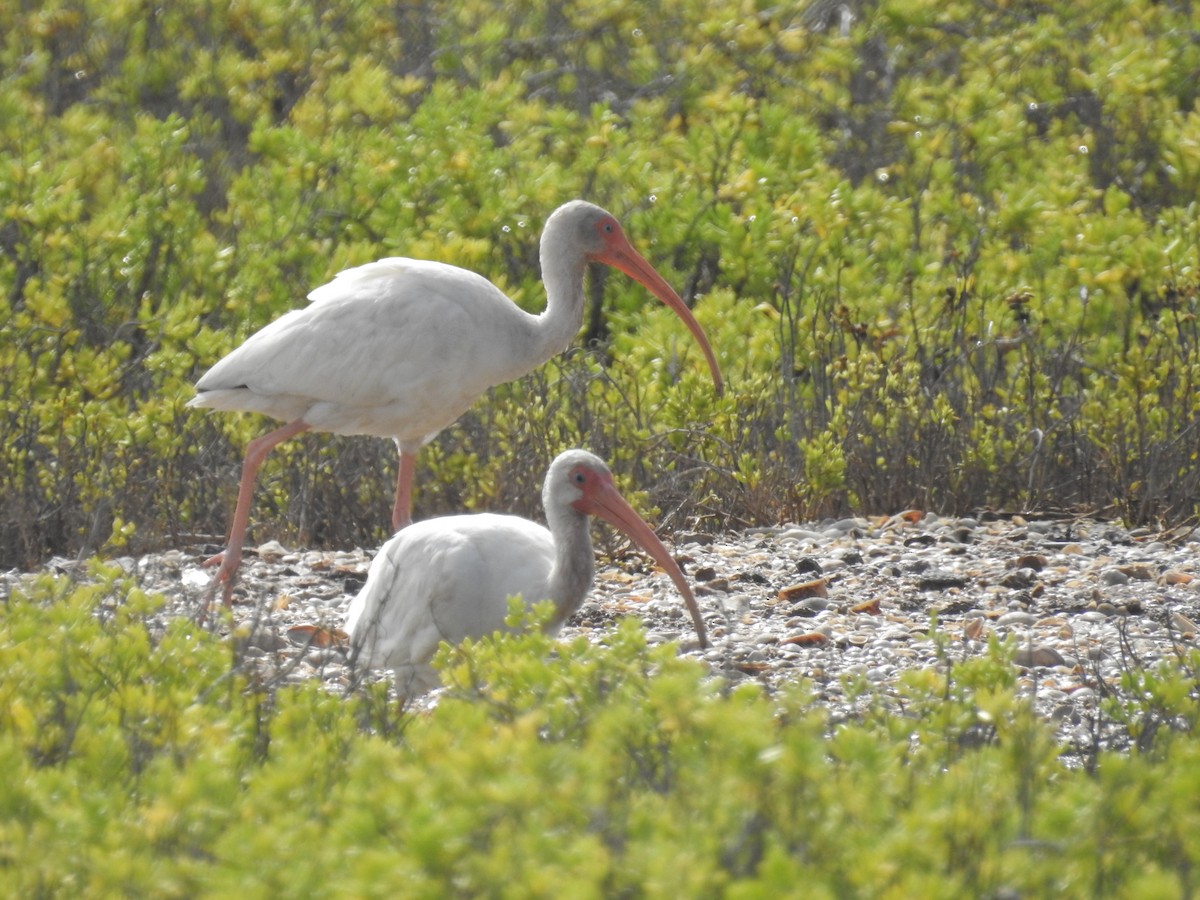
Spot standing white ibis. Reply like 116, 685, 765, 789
345, 449, 708, 696
189, 200, 723, 604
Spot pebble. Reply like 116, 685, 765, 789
778, 579, 828, 602
792, 597, 832, 615
1171, 612, 1198, 635
997, 611, 1038, 627
1014, 645, 1067, 668
918, 570, 971, 590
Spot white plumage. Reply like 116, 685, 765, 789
345, 449, 709, 696
189, 201, 723, 604
193, 259, 555, 440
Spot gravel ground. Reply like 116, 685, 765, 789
11, 512, 1200, 761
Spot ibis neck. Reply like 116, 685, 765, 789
531, 232, 589, 364
544, 509, 596, 630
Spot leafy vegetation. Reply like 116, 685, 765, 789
5, 2, 1200, 887
3, 0, 1199, 567
3, 571, 1200, 895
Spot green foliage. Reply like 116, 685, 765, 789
4, 570, 1200, 894
3, 0, 1200, 566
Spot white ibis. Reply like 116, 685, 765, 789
189, 200, 723, 604
345, 449, 708, 696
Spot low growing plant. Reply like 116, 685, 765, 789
2, 569, 1200, 895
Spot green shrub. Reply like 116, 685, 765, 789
3, 0, 1199, 567
3, 571, 1200, 894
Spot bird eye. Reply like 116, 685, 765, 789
572, 471, 586, 484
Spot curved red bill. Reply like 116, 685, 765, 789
573, 470, 709, 648
593, 228, 724, 397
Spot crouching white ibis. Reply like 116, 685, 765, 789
189, 200, 723, 605
344, 449, 709, 696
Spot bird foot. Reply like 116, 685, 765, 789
198, 548, 240, 608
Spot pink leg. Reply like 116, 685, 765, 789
204, 419, 311, 606
391, 449, 417, 531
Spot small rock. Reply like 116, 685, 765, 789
829, 517, 867, 534
1013, 554, 1049, 571
1014, 645, 1067, 668
881, 510, 924, 529
780, 527, 826, 543
1170, 612, 1198, 635
1160, 570, 1194, 586
254, 540, 289, 560
181, 567, 211, 588
945, 527, 975, 544
1007, 593, 1032, 610
997, 611, 1037, 627
286, 624, 348, 649
792, 596, 833, 616
1116, 563, 1156, 581
917, 571, 971, 590
794, 557, 824, 575
782, 632, 830, 646
1000, 569, 1036, 589
936, 598, 979, 616
733, 661, 771, 674
778, 579, 828, 603
237, 628, 290, 653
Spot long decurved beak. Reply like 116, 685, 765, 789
594, 237, 724, 397
575, 473, 709, 648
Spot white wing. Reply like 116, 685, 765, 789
345, 513, 556, 678
190, 259, 543, 443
